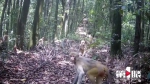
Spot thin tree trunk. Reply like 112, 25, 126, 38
29, 0, 44, 49
140, 0, 144, 51
69, 0, 76, 33
61, 0, 70, 38
133, 0, 142, 55
0, 0, 8, 37
52, 0, 59, 44
12, 0, 19, 38
6, 0, 11, 35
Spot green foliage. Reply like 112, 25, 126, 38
122, 12, 135, 44
67, 34, 81, 41
89, 9, 94, 15
0, 0, 149, 51
89, 38, 105, 48
0, 0, 4, 16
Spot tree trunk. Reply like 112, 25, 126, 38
93, 0, 100, 37
0, 0, 8, 37
52, 0, 59, 44
140, 0, 144, 51
69, 0, 76, 33
60, 0, 66, 38
110, 0, 122, 58
29, 0, 44, 49
61, 0, 70, 38
11, 0, 20, 39
6, 0, 11, 35
133, 0, 142, 55
16, 0, 30, 50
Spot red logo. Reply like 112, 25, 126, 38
126, 70, 131, 76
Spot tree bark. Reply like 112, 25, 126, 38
133, 0, 142, 55
0, 0, 8, 37
52, 0, 59, 44
29, 0, 44, 49
110, 0, 122, 58
140, 0, 144, 51
16, 0, 30, 50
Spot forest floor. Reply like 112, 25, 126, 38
0, 42, 149, 84
0, 27, 150, 84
